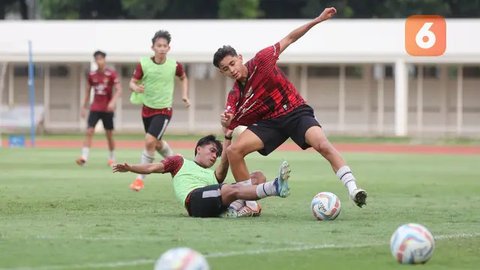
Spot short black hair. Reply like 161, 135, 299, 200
195, 135, 222, 157
152, 30, 171, 45
213, 45, 238, 68
93, 50, 106, 58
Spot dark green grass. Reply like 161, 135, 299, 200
0, 148, 479, 270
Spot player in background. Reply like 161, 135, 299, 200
213, 7, 367, 207
129, 30, 190, 192
76, 50, 122, 167
112, 130, 290, 218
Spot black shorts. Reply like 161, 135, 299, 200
248, 104, 321, 156
185, 184, 227, 218
87, 111, 114, 130
143, 114, 171, 139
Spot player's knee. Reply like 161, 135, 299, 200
86, 128, 95, 136
145, 138, 157, 150
226, 144, 245, 159
250, 171, 266, 184
226, 145, 236, 158
221, 185, 239, 200
312, 139, 332, 154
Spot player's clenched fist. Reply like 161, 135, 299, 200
317, 7, 337, 22
220, 112, 233, 128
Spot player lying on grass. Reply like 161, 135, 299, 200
112, 130, 290, 218
213, 7, 367, 207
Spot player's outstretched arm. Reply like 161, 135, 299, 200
278, 7, 336, 54
113, 162, 165, 174
214, 128, 234, 183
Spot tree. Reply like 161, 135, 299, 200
259, 0, 304, 18
445, 0, 480, 18
40, 0, 125, 19
159, 0, 218, 19
79, 0, 123, 19
39, 0, 217, 19
121, 0, 169, 19
219, 0, 261, 19
0, 0, 28, 19
35, 0, 480, 20
263, 0, 480, 19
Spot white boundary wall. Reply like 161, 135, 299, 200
1, 19, 479, 136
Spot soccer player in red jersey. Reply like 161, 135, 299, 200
213, 7, 367, 207
76, 50, 122, 167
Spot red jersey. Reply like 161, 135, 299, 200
132, 58, 185, 118
224, 43, 305, 130
88, 68, 119, 112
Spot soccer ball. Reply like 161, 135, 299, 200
154, 247, 210, 270
390, 223, 435, 264
310, 192, 341, 220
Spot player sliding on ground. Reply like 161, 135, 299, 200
128, 30, 190, 192
112, 130, 290, 218
213, 7, 367, 207
76, 50, 122, 167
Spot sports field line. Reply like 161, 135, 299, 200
1, 232, 478, 270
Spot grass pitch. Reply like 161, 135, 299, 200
0, 147, 479, 270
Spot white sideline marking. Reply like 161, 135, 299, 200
434, 233, 480, 240
1, 232, 478, 270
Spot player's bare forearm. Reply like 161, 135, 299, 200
178, 74, 190, 107
129, 78, 144, 93
215, 130, 233, 183
128, 164, 157, 174
111, 83, 122, 104
83, 83, 91, 108
214, 140, 231, 183
129, 79, 137, 91
113, 163, 165, 174
181, 76, 188, 98
279, 7, 337, 54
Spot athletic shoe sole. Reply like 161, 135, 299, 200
277, 160, 291, 198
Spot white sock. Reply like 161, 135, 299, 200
137, 150, 154, 180
81, 147, 89, 160
336, 165, 358, 195
238, 179, 259, 208
109, 151, 115, 160
238, 179, 252, 185
229, 199, 245, 211
245, 200, 259, 210
158, 141, 174, 158
255, 181, 277, 198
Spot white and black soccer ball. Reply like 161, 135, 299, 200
311, 192, 341, 221
390, 223, 435, 264
154, 247, 210, 270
